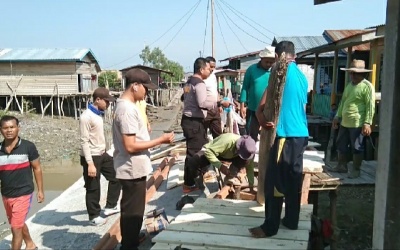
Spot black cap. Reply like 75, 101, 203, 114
125, 68, 158, 90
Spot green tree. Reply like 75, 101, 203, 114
98, 71, 120, 90
139, 46, 184, 83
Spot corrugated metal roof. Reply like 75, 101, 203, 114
0, 48, 101, 71
220, 50, 262, 62
273, 36, 329, 53
324, 30, 372, 51
221, 36, 331, 62
0, 48, 95, 61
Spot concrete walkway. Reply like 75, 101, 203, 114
0, 99, 187, 249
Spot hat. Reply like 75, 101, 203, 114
92, 87, 115, 102
236, 135, 257, 160
259, 46, 276, 58
125, 68, 158, 90
340, 59, 372, 73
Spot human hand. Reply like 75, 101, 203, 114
88, 162, 97, 178
240, 108, 246, 119
219, 107, 223, 114
219, 164, 230, 176
332, 117, 339, 129
362, 124, 371, 136
260, 122, 275, 130
221, 100, 231, 108
147, 123, 152, 133
37, 191, 44, 203
160, 132, 175, 144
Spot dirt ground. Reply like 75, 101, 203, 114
316, 186, 374, 250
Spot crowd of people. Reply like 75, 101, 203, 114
0, 40, 375, 250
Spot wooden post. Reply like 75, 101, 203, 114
311, 54, 319, 114
78, 96, 82, 117
21, 96, 24, 114
73, 96, 78, 120
331, 49, 339, 105
40, 96, 44, 116
51, 98, 54, 119
257, 54, 288, 204
373, 0, 400, 248
369, 40, 378, 87
345, 46, 353, 84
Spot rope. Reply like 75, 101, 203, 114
202, 0, 210, 56
214, 1, 230, 57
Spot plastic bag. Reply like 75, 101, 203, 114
232, 110, 246, 126
144, 208, 169, 235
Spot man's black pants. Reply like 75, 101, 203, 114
181, 115, 208, 186
119, 177, 146, 250
204, 107, 223, 139
245, 110, 260, 142
261, 137, 308, 236
81, 154, 121, 220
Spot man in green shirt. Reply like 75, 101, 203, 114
332, 60, 375, 178
240, 46, 275, 141
186, 133, 257, 187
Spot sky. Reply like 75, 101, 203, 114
1, 0, 387, 72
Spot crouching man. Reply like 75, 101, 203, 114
187, 133, 257, 187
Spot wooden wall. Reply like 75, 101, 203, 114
0, 62, 76, 75
0, 61, 100, 96
0, 74, 79, 96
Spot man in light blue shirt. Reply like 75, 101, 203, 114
251, 41, 309, 238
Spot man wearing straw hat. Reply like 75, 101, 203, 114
331, 59, 375, 178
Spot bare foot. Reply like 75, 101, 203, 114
248, 227, 267, 238
25, 243, 37, 250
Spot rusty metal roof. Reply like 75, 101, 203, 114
220, 50, 262, 62
324, 30, 372, 51
120, 64, 173, 75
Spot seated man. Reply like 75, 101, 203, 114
187, 133, 257, 187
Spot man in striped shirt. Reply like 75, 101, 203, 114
0, 115, 44, 250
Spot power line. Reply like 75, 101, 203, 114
219, 0, 275, 42
217, 1, 269, 45
163, 0, 202, 51
214, 1, 230, 57
103, 0, 202, 69
215, 0, 248, 53
220, 0, 279, 37
202, 0, 210, 56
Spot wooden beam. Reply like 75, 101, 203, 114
331, 49, 339, 105
369, 40, 378, 87
345, 46, 353, 84
311, 54, 319, 114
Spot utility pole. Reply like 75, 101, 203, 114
211, 0, 215, 58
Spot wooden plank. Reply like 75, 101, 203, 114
301, 174, 311, 205
176, 211, 311, 230
166, 163, 184, 190
152, 243, 229, 250
167, 221, 310, 242
307, 141, 321, 147
254, 151, 324, 173
150, 142, 185, 161
195, 197, 260, 208
181, 204, 312, 221
193, 198, 313, 212
152, 231, 309, 250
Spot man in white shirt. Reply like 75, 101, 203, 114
204, 56, 222, 138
